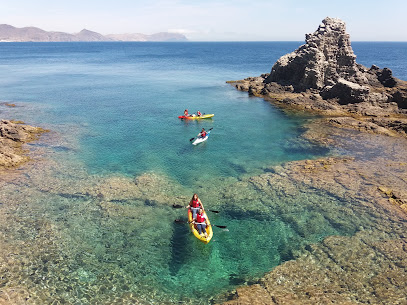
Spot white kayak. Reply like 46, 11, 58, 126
192, 131, 210, 145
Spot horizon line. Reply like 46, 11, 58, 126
1, 40, 407, 43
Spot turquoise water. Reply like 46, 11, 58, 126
0, 42, 407, 304
0, 42, 328, 186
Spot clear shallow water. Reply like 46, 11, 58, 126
0, 42, 407, 304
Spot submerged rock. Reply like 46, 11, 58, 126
221, 125, 407, 305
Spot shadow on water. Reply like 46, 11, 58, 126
169, 220, 191, 276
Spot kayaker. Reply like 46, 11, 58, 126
197, 110, 202, 117
194, 208, 208, 238
186, 193, 202, 220
184, 109, 189, 116
199, 128, 207, 138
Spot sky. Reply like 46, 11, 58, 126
0, 0, 406, 41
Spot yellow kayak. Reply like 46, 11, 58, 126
188, 208, 213, 244
178, 114, 214, 120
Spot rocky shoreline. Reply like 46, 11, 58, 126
220, 125, 407, 304
221, 17, 407, 305
228, 17, 407, 138
0, 117, 48, 169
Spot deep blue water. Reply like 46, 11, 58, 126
352, 42, 407, 80
0, 41, 406, 304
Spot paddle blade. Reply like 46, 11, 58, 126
189, 137, 195, 141
174, 219, 186, 224
212, 224, 227, 229
172, 204, 184, 209
208, 209, 220, 213
208, 127, 213, 131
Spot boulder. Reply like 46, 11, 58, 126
392, 89, 407, 109
320, 79, 370, 104
376, 67, 398, 87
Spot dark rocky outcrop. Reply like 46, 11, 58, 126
264, 17, 399, 92
228, 17, 407, 137
265, 18, 367, 91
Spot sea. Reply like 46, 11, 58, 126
0, 41, 406, 304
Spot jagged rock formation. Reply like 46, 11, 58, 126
0, 24, 188, 42
0, 119, 48, 168
266, 18, 366, 90
228, 17, 407, 137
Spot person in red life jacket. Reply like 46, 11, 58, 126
197, 110, 202, 117
194, 208, 208, 237
199, 128, 207, 138
186, 193, 202, 220
184, 109, 189, 117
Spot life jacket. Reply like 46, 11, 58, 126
191, 199, 200, 208
197, 111, 202, 116
196, 213, 206, 223
201, 131, 207, 137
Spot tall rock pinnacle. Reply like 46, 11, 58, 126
265, 17, 367, 91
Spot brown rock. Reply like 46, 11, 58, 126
0, 120, 48, 168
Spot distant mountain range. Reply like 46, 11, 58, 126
0, 24, 188, 42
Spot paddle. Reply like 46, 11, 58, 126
189, 127, 213, 142
172, 204, 220, 214
172, 204, 184, 209
174, 219, 227, 229
209, 224, 227, 229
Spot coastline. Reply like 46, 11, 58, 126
219, 17, 407, 303
227, 75, 407, 138
220, 118, 407, 304
0, 115, 49, 170
1, 99, 407, 303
